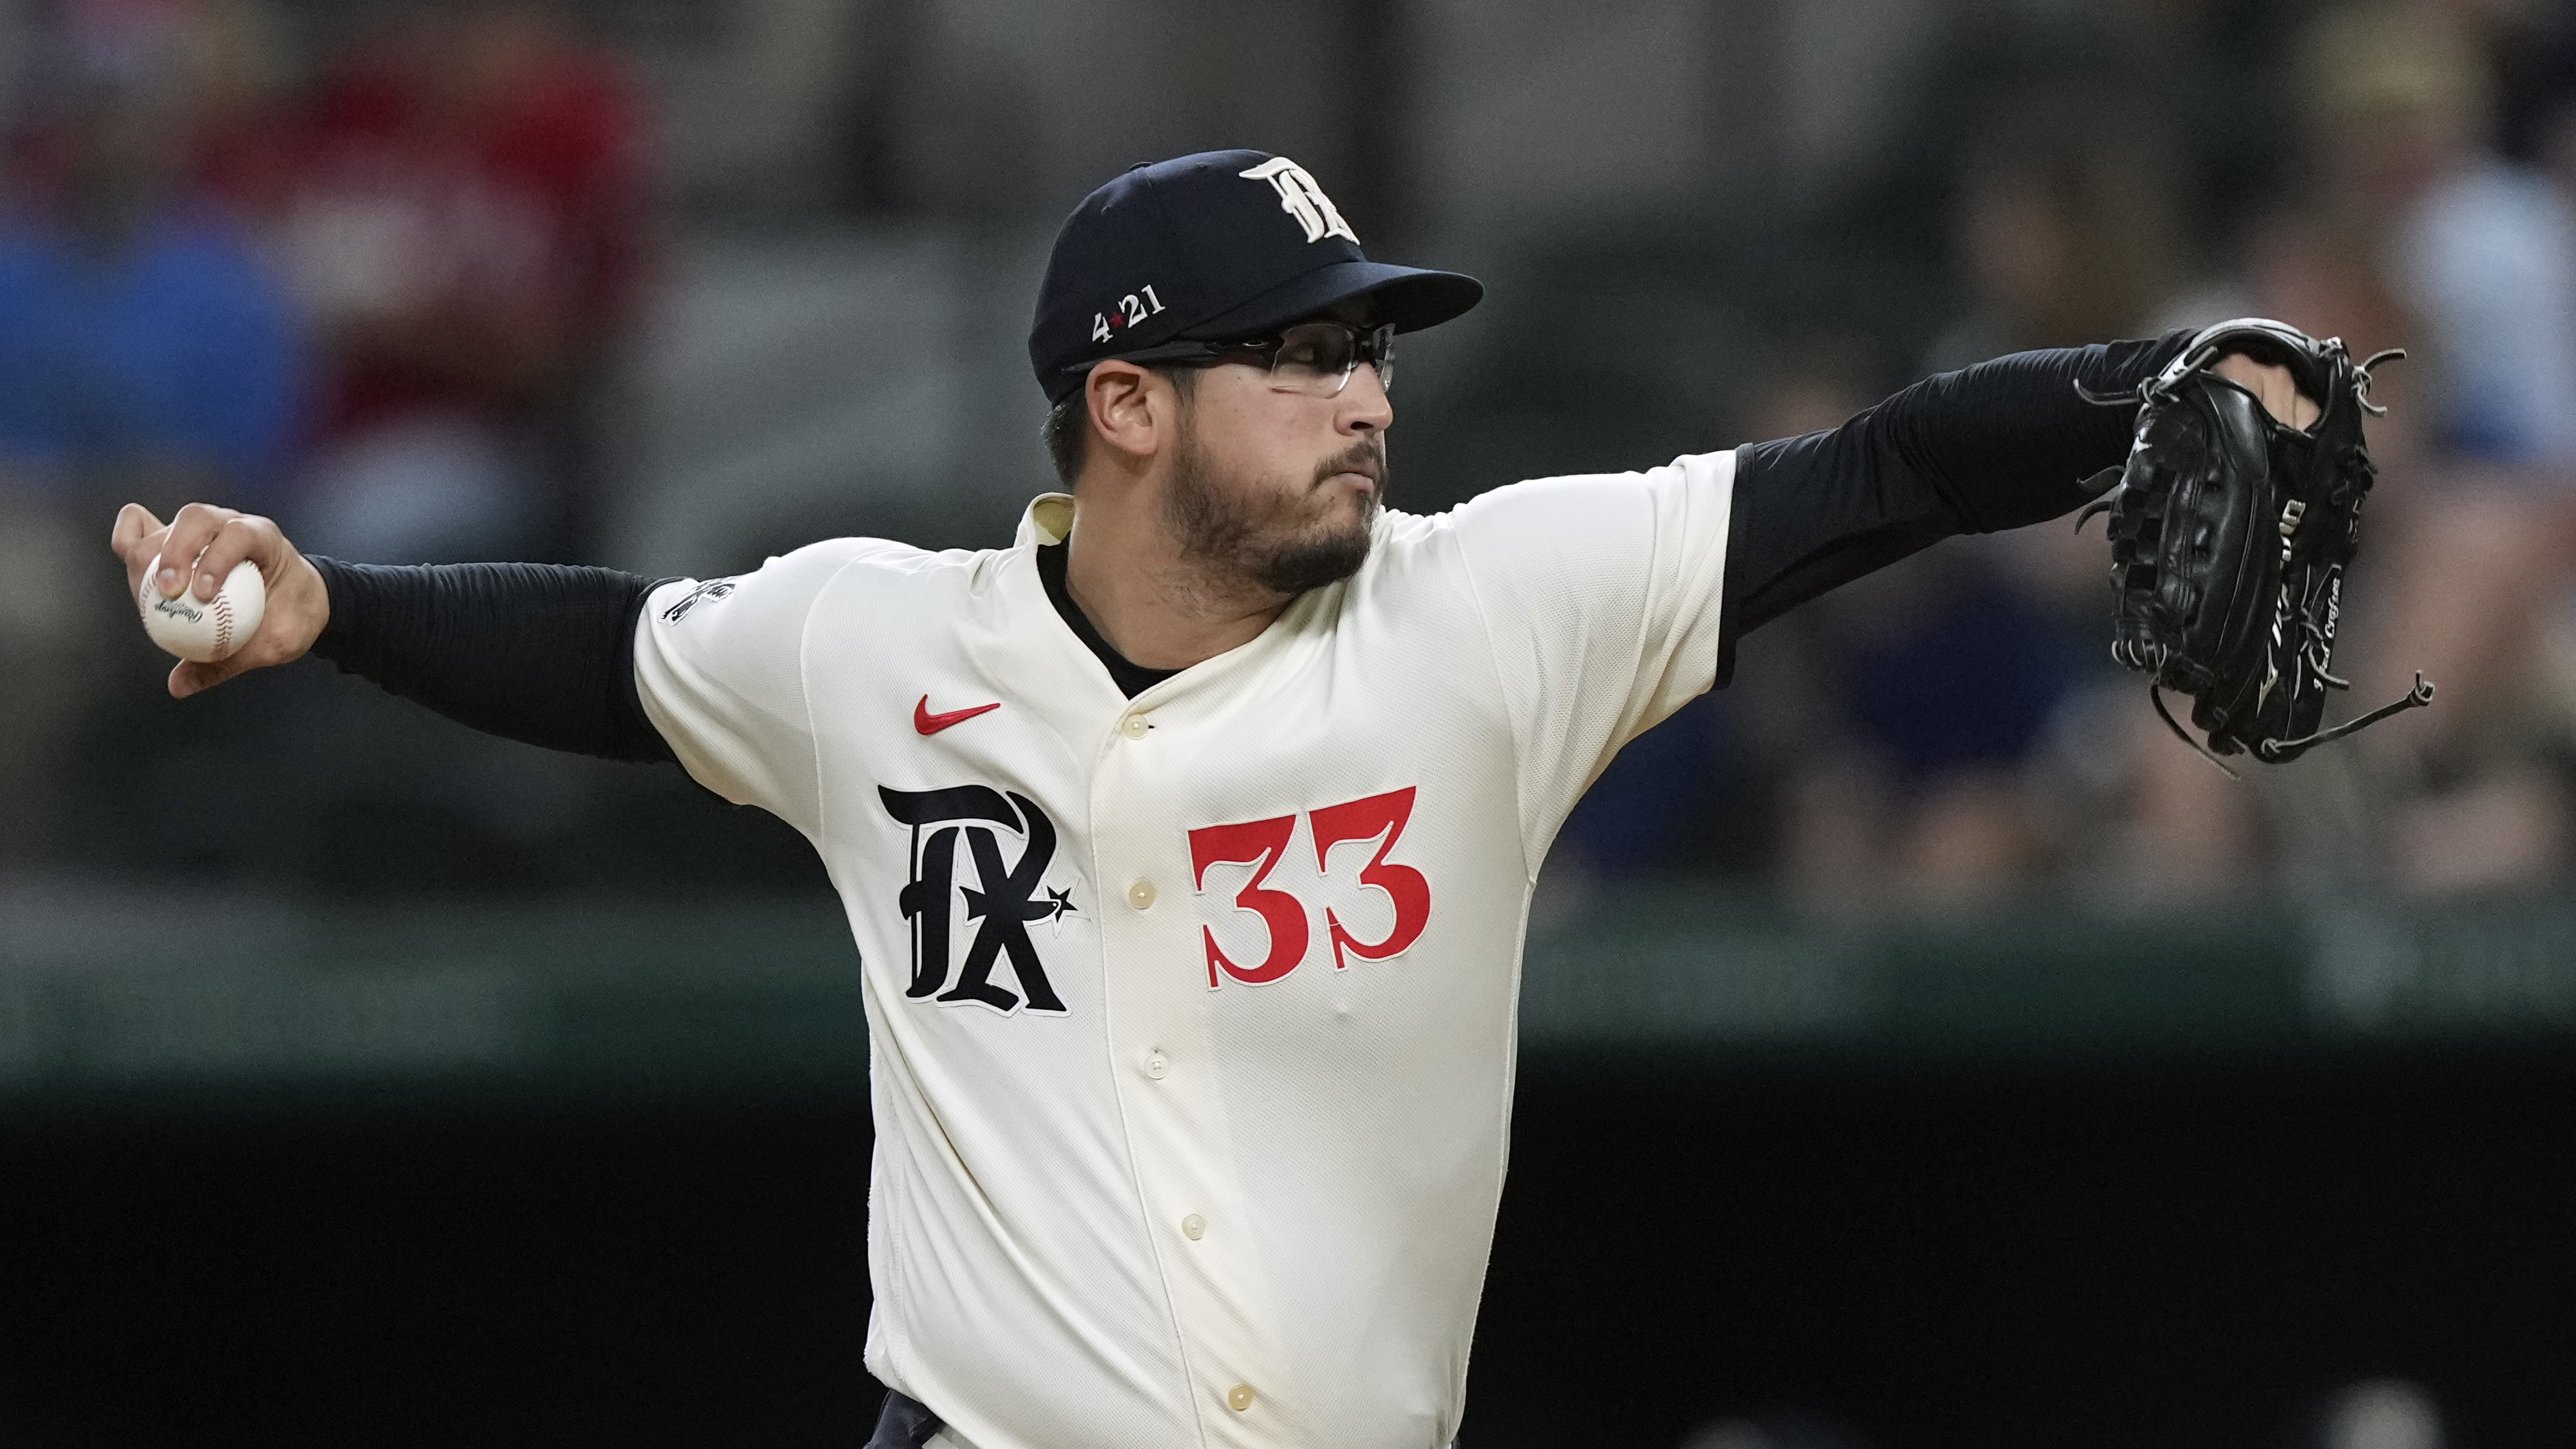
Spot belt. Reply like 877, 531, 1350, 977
864, 1390, 943, 1449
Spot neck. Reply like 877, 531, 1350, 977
1059, 489, 1291, 671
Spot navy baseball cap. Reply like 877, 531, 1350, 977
1029, 150, 1483, 403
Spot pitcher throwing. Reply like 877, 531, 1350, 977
113, 150, 2349, 1449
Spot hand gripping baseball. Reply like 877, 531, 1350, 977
110, 502, 331, 698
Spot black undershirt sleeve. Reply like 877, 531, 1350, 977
306, 557, 677, 764
1714, 330, 2192, 686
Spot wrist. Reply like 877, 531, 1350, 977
298, 554, 349, 662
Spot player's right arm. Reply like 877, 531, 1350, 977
110, 500, 676, 757
108, 500, 857, 836
113, 498, 861, 834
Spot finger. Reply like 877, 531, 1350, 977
192, 514, 276, 602
2252, 372, 2306, 428
110, 504, 169, 594
168, 655, 247, 700
2256, 364, 2319, 429
154, 502, 241, 600
2264, 369, 2313, 428
2211, 354, 2315, 427
110, 502, 164, 557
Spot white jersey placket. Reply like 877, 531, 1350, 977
1088, 658, 1308, 1446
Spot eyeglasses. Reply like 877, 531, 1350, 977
1113, 321, 1396, 397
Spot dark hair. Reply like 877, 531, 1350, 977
1041, 365, 1196, 487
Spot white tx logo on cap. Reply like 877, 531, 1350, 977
1239, 156, 1358, 245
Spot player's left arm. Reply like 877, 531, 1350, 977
1717, 332, 2318, 682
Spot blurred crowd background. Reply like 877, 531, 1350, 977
2, 3, 2572, 1446
11, 0, 2576, 915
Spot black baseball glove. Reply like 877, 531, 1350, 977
2078, 318, 2431, 774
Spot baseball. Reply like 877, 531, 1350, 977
138, 555, 266, 663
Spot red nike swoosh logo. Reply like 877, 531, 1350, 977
915, 695, 1002, 735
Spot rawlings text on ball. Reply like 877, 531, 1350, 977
138, 555, 266, 663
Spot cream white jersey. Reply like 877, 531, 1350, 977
631, 452, 1736, 1449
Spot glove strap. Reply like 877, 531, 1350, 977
2154, 674, 2436, 777
2254, 673, 2437, 764
2152, 685, 2243, 780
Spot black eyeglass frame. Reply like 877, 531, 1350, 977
1067, 321, 1397, 396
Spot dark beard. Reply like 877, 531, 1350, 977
1164, 432, 1382, 597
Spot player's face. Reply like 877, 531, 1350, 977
1164, 358, 1393, 596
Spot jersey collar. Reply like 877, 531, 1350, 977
995, 491, 1344, 715
1016, 493, 1076, 549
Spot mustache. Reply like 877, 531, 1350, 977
1312, 440, 1387, 490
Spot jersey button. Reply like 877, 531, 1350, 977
1127, 879, 1156, 909
1225, 1384, 1256, 1413
1180, 1213, 1205, 1240
1143, 1050, 1170, 1079
1121, 713, 1151, 739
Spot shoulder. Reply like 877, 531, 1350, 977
646, 535, 901, 625
647, 534, 1015, 630
1424, 450, 1738, 544
1355, 453, 1737, 608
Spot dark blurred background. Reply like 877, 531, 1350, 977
3, 0, 2575, 1444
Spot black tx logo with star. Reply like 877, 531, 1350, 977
882, 784, 1076, 1015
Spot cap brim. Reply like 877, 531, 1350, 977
1179, 258, 1483, 343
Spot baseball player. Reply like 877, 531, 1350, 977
110, 151, 2319, 1449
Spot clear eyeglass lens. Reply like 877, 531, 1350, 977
1264, 323, 1393, 396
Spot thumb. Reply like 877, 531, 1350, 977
167, 657, 248, 699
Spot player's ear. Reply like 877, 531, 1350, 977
1087, 361, 1165, 465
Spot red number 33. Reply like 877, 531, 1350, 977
1188, 787, 1431, 989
